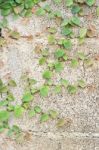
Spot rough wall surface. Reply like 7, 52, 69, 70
0, 0, 99, 150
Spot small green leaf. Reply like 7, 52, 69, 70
61, 19, 69, 27
61, 27, 72, 36
48, 35, 55, 44
28, 109, 36, 118
71, 5, 81, 14
86, 0, 95, 6
71, 16, 80, 26
36, 8, 46, 16
8, 80, 17, 87
66, 0, 73, 7
53, 0, 62, 4
40, 86, 49, 97
40, 113, 49, 122
7, 105, 14, 111
34, 106, 42, 113
39, 57, 46, 65
0, 86, 8, 93
43, 4, 51, 12
60, 79, 69, 87
54, 85, 61, 93
68, 85, 77, 94
77, 52, 86, 60
0, 110, 10, 122
7, 92, 15, 101
0, 100, 8, 107
54, 62, 64, 72
63, 54, 68, 61
1, 8, 12, 16
49, 110, 58, 119
54, 49, 65, 58
84, 58, 93, 67
62, 39, 72, 50
79, 28, 87, 38
22, 92, 33, 102
48, 27, 57, 34
43, 70, 52, 79
28, 78, 37, 85
14, 106, 24, 118
54, 10, 62, 18
70, 59, 79, 68
56, 118, 65, 127
96, 7, 99, 16
77, 79, 86, 88
9, 31, 20, 40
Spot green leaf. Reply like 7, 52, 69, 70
34, 106, 42, 113
53, 0, 62, 4
77, 52, 86, 60
36, 8, 46, 16
43, 5, 51, 12
28, 78, 37, 85
86, 0, 95, 6
84, 58, 93, 67
0, 86, 8, 93
39, 57, 46, 65
54, 49, 65, 58
67, 85, 77, 94
56, 118, 65, 127
48, 35, 55, 44
7, 92, 15, 101
22, 92, 33, 102
61, 19, 69, 27
0, 100, 8, 107
70, 59, 79, 68
62, 39, 72, 50
71, 5, 81, 14
40, 86, 49, 97
9, 31, 20, 40
1, 8, 12, 16
0, 110, 10, 122
43, 70, 52, 79
49, 110, 58, 119
63, 54, 68, 61
77, 79, 86, 88
54, 85, 61, 93
24, 0, 34, 9
60, 79, 69, 87
48, 27, 57, 34
61, 27, 72, 36
79, 28, 87, 38
71, 16, 80, 26
66, 0, 73, 7
8, 80, 17, 87
54, 10, 62, 18
14, 106, 24, 118
28, 109, 36, 118
15, 0, 23, 4
78, 37, 85, 45
54, 62, 64, 72
7, 105, 14, 111
40, 113, 49, 122
96, 7, 99, 16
